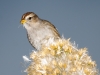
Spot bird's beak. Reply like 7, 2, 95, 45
20, 20, 26, 25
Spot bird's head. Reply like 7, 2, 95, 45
20, 12, 40, 29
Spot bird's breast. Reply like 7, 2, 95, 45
27, 27, 55, 50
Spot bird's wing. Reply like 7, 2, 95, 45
42, 20, 60, 38
27, 33, 37, 50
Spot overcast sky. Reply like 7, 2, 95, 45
0, 0, 100, 75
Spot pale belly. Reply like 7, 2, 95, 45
27, 27, 55, 50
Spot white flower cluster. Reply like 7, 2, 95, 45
25, 38, 99, 75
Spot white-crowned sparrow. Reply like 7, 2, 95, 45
20, 12, 60, 50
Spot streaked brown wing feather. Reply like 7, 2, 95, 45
42, 20, 60, 37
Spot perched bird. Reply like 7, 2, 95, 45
20, 12, 60, 50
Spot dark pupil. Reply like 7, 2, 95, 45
28, 17, 32, 20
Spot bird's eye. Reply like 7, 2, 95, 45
28, 17, 32, 20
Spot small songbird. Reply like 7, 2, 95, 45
20, 12, 60, 50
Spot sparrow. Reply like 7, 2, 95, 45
20, 12, 60, 50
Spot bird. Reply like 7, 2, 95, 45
20, 12, 60, 50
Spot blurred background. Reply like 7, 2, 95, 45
0, 0, 100, 75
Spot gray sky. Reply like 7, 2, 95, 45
0, 0, 100, 75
